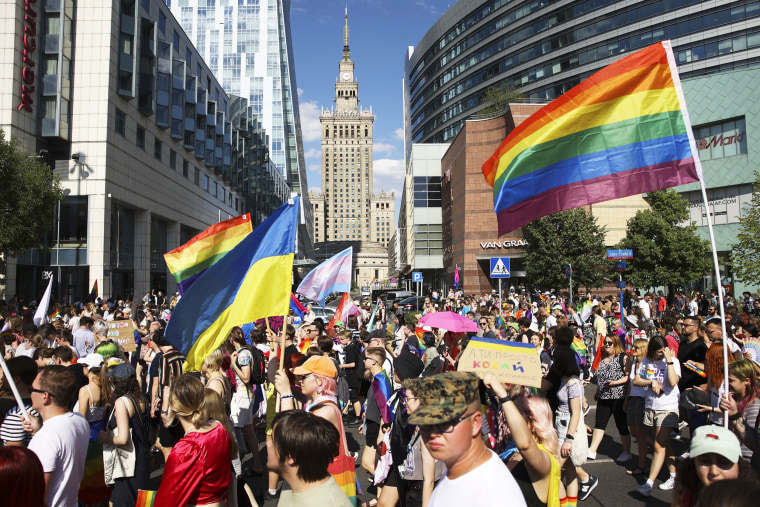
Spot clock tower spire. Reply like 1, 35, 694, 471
336, 6, 357, 113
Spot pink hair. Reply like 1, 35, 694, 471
513, 391, 559, 458
314, 374, 338, 397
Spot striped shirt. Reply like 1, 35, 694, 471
1, 400, 41, 446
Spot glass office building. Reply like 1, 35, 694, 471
405, 0, 760, 147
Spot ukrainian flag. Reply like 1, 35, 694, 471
164, 198, 299, 371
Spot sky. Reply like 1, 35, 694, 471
289, 0, 455, 215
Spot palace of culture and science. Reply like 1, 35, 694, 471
310, 10, 395, 290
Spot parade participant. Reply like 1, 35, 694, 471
267, 410, 353, 507
633, 335, 681, 496
338, 330, 363, 426
587, 334, 631, 463
484, 375, 564, 507
624, 338, 652, 476
99, 363, 151, 507
0, 446, 45, 507
202, 349, 232, 412
361, 347, 394, 476
228, 327, 264, 475
75, 353, 107, 420
410, 372, 527, 506
73, 316, 95, 358
23, 366, 90, 507
671, 425, 756, 507
203, 390, 244, 507
0, 356, 40, 446
719, 360, 759, 460
154, 374, 232, 507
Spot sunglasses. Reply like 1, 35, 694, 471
30, 387, 54, 398
420, 411, 476, 435
604, 341, 614, 346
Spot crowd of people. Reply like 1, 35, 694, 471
1, 285, 760, 506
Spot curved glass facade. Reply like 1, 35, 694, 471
405, 0, 760, 145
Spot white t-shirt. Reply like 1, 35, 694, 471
639, 357, 681, 411
28, 412, 90, 507
639, 299, 651, 319
689, 300, 698, 316
428, 450, 527, 507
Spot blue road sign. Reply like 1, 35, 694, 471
412, 272, 423, 283
565, 264, 572, 278
614, 260, 627, 272
490, 257, 511, 278
616, 280, 627, 289
607, 249, 633, 259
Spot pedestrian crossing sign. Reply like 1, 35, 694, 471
490, 257, 510, 278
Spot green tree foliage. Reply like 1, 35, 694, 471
522, 208, 610, 291
617, 189, 711, 291
477, 84, 524, 117
730, 171, 760, 286
0, 130, 64, 256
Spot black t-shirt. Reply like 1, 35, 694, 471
148, 351, 163, 399
678, 338, 708, 390
68, 363, 89, 390
544, 368, 562, 413
343, 342, 363, 388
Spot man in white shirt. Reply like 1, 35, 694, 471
23, 365, 89, 507
410, 372, 527, 507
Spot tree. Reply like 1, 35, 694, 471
0, 129, 64, 256
617, 189, 711, 291
730, 171, 760, 286
522, 208, 610, 291
477, 83, 524, 117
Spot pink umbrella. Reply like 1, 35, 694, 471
418, 311, 478, 333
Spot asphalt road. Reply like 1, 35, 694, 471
149, 383, 689, 506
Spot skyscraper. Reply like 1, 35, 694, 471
171, 0, 312, 252
310, 10, 394, 289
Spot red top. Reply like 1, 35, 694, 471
154, 422, 232, 507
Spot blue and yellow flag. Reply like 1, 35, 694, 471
164, 198, 299, 370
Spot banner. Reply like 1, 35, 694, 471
107, 320, 136, 352
458, 337, 542, 387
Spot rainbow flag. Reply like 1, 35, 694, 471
164, 213, 252, 295
0, 322, 12, 339
482, 41, 701, 235
135, 490, 156, 507
164, 202, 298, 371
49, 310, 60, 320
89, 280, 98, 302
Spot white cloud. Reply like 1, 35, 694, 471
373, 158, 405, 196
297, 88, 304, 97
299, 100, 322, 142
308, 186, 321, 194
393, 128, 404, 140
373, 142, 397, 155
304, 147, 321, 159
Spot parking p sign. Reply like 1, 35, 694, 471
412, 272, 423, 283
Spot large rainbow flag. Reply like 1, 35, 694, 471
482, 41, 701, 235
164, 213, 252, 295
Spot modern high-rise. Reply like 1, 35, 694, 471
171, 0, 313, 247
309, 10, 395, 290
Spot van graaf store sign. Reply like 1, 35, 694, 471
17, 0, 38, 113
480, 239, 528, 249
682, 184, 753, 227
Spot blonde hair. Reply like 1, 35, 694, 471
203, 389, 239, 458
169, 374, 207, 428
203, 349, 223, 373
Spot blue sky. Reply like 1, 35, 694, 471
290, 0, 454, 207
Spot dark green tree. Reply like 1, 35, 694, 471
617, 189, 711, 291
477, 83, 524, 117
522, 208, 610, 291
729, 171, 760, 286
0, 129, 64, 256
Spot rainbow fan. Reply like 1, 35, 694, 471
743, 337, 760, 365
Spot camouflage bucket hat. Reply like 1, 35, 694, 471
408, 372, 480, 426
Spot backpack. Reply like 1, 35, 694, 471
248, 346, 267, 385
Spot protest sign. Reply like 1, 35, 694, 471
107, 320, 136, 352
458, 337, 542, 387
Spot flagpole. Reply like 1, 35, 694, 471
665, 38, 729, 428
0, 352, 29, 420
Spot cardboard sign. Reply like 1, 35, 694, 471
458, 337, 542, 388
107, 320, 136, 352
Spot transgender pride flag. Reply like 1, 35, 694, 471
296, 247, 352, 308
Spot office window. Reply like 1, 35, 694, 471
154, 139, 162, 160
158, 11, 166, 32
182, 159, 189, 178
173, 30, 179, 49
136, 126, 145, 150
115, 108, 126, 136
169, 149, 176, 170
186, 48, 192, 65
203, 175, 209, 191
195, 168, 200, 186
212, 181, 217, 197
